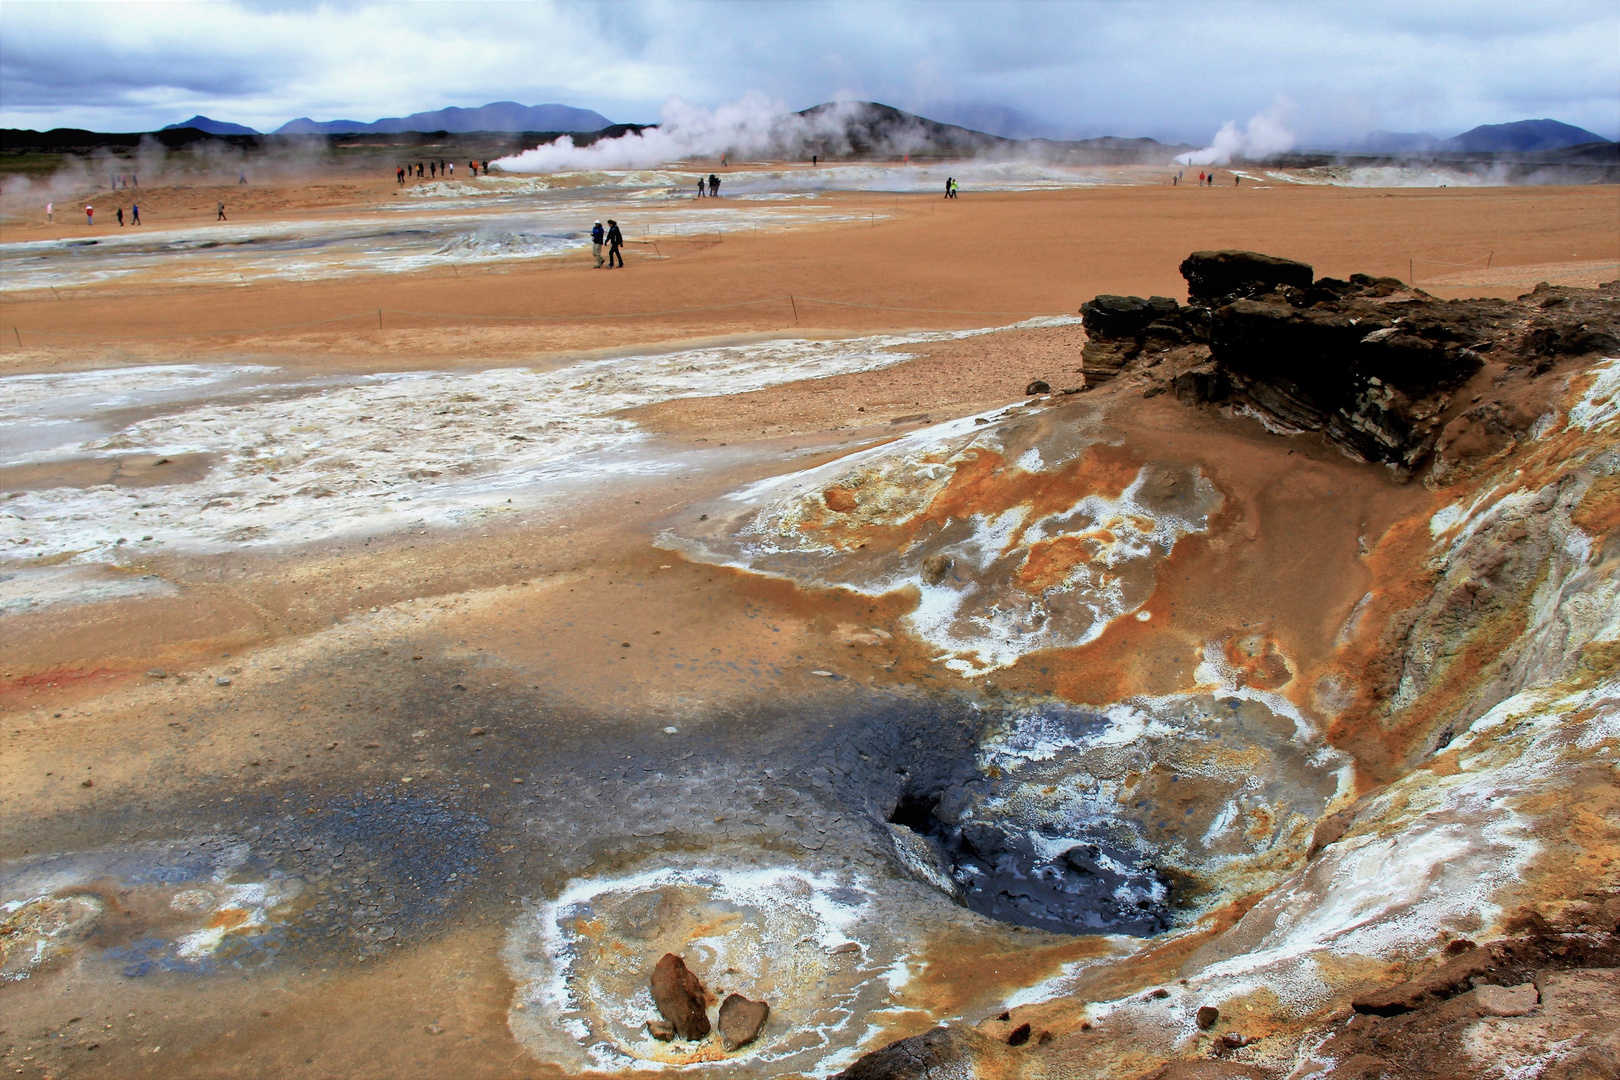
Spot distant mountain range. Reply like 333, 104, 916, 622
274, 102, 613, 135
1340, 118, 1610, 155
161, 114, 260, 136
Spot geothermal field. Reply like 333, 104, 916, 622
1, 150, 1618, 1080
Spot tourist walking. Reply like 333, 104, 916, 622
117, 207, 124, 226
46, 202, 52, 223
696, 177, 705, 197
605, 219, 624, 268
944, 177, 952, 198
85, 205, 93, 225
131, 202, 140, 225
591, 220, 605, 268
217, 201, 227, 221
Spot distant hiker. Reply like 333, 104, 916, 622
1198, 171, 1205, 185
696, 177, 705, 197
812, 154, 818, 167
1172, 174, 1178, 185
707, 174, 719, 196
86, 205, 93, 225
605, 219, 624, 268
430, 162, 436, 178
397, 166, 405, 184
131, 202, 140, 225
591, 220, 605, 268
239, 171, 247, 185
447, 162, 453, 177
944, 177, 952, 198
217, 201, 227, 221
481, 160, 489, 173
46, 202, 52, 223
117, 207, 124, 226
469, 160, 477, 176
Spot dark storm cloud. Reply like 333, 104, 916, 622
1, 0, 1615, 144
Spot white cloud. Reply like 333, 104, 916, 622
0, 0, 1615, 143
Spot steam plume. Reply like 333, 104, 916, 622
495, 93, 934, 173
1175, 104, 1295, 166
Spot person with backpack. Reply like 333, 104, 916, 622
605, 219, 624, 268
591, 220, 605, 268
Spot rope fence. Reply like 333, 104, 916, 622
6, 293, 1069, 343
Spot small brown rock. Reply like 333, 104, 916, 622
1006, 1022, 1031, 1046
647, 1018, 676, 1042
920, 554, 953, 586
1025, 380, 1051, 395
652, 953, 711, 1041
1196, 1005, 1219, 1029
717, 992, 769, 1051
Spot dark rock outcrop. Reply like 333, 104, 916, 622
1077, 253, 1619, 474
1079, 295, 1192, 383
717, 993, 769, 1051
1180, 250, 1314, 301
651, 953, 711, 1040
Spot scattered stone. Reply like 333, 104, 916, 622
919, 554, 952, 586
717, 992, 769, 1051
147, 669, 167, 678
810, 670, 835, 677
215, 676, 231, 686
467, 727, 485, 736
829, 942, 862, 956
1024, 380, 1050, 395
1006, 1022, 1031, 1046
647, 1018, 676, 1042
651, 953, 711, 1041
1218, 1032, 1254, 1049
1196, 1005, 1219, 1029
1471, 982, 1539, 1017
80, 779, 93, 788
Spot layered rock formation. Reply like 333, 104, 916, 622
1080, 250, 1620, 476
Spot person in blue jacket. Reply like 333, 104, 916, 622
591, 220, 605, 268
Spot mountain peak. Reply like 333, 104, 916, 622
161, 115, 259, 136
1441, 119, 1610, 153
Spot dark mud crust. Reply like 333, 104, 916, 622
831, 1026, 977, 1080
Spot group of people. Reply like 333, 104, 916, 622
1173, 170, 1239, 187
109, 173, 138, 190
695, 173, 722, 197
60, 202, 140, 226
944, 177, 959, 198
396, 159, 491, 184
590, 219, 625, 268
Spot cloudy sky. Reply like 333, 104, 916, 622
3, 0, 1617, 145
